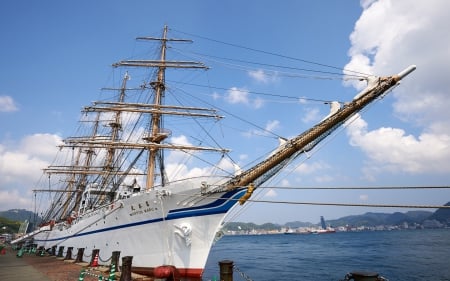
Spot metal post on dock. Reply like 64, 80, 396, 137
219, 260, 234, 281
16, 247, 24, 258
57, 246, 64, 257
111, 251, 121, 271
90, 249, 100, 266
343, 271, 381, 281
119, 256, 133, 281
36, 246, 45, 256
75, 247, 84, 263
65, 246, 73, 260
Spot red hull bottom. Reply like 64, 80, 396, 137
133, 266, 203, 280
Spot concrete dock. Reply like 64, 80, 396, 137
0, 245, 152, 281
0, 247, 51, 281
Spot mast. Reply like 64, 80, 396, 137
112, 25, 208, 190
42, 111, 102, 220
146, 26, 168, 190
60, 147, 81, 218
104, 73, 129, 169
222, 65, 416, 193
99, 72, 130, 195
73, 113, 100, 212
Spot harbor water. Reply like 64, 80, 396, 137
203, 228, 450, 281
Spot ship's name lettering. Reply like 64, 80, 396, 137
129, 207, 158, 216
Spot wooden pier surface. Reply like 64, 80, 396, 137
0, 246, 151, 281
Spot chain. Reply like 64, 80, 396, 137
83, 252, 92, 258
233, 264, 253, 281
99, 253, 112, 263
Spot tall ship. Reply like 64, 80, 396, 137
12, 26, 415, 278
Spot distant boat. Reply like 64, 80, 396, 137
284, 228, 311, 235
11, 26, 415, 278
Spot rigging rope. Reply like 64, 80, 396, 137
169, 80, 339, 103
194, 193, 450, 209
171, 47, 362, 80
257, 185, 450, 190
170, 28, 371, 77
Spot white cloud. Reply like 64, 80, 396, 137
294, 161, 329, 175
279, 179, 290, 187
0, 190, 30, 208
298, 97, 308, 104
0, 95, 18, 112
226, 87, 249, 104
224, 87, 264, 108
301, 107, 320, 123
263, 188, 277, 198
359, 194, 369, 201
360, 0, 377, 9
0, 133, 62, 210
20, 134, 63, 158
164, 135, 239, 184
265, 120, 280, 133
248, 69, 279, 84
314, 174, 334, 184
243, 119, 281, 139
346, 115, 450, 174
171, 135, 191, 146
344, 0, 450, 176
253, 97, 264, 109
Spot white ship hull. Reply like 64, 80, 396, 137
33, 187, 245, 277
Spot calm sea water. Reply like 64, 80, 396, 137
203, 229, 450, 281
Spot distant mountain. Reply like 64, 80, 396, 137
328, 212, 390, 227
404, 210, 434, 221
428, 202, 450, 223
226, 209, 444, 231
224, 222, 282, 232
0, 209, 40, 223
0, 209, 43, 234
327, 211, 433, 227
0, 217, 21, 234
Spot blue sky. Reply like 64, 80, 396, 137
1, 0, 449, 224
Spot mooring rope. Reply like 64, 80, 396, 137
178, 192, 450, 209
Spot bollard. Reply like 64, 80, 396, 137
65, 246, 73, 260
51, 245, 57, 256
16, 247, 24, 258
75, 247, 85, 263
108, 263, 116, 281
78, 269, 86, 281
90, 249, 100, 267
219, 260, 234, 281
347, 271, 380, 281
36, 246, 46, 257
57, 246, 64, 257
111, 251, 121, 272
36, 246, 44, 256
119, 256, 133, 281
